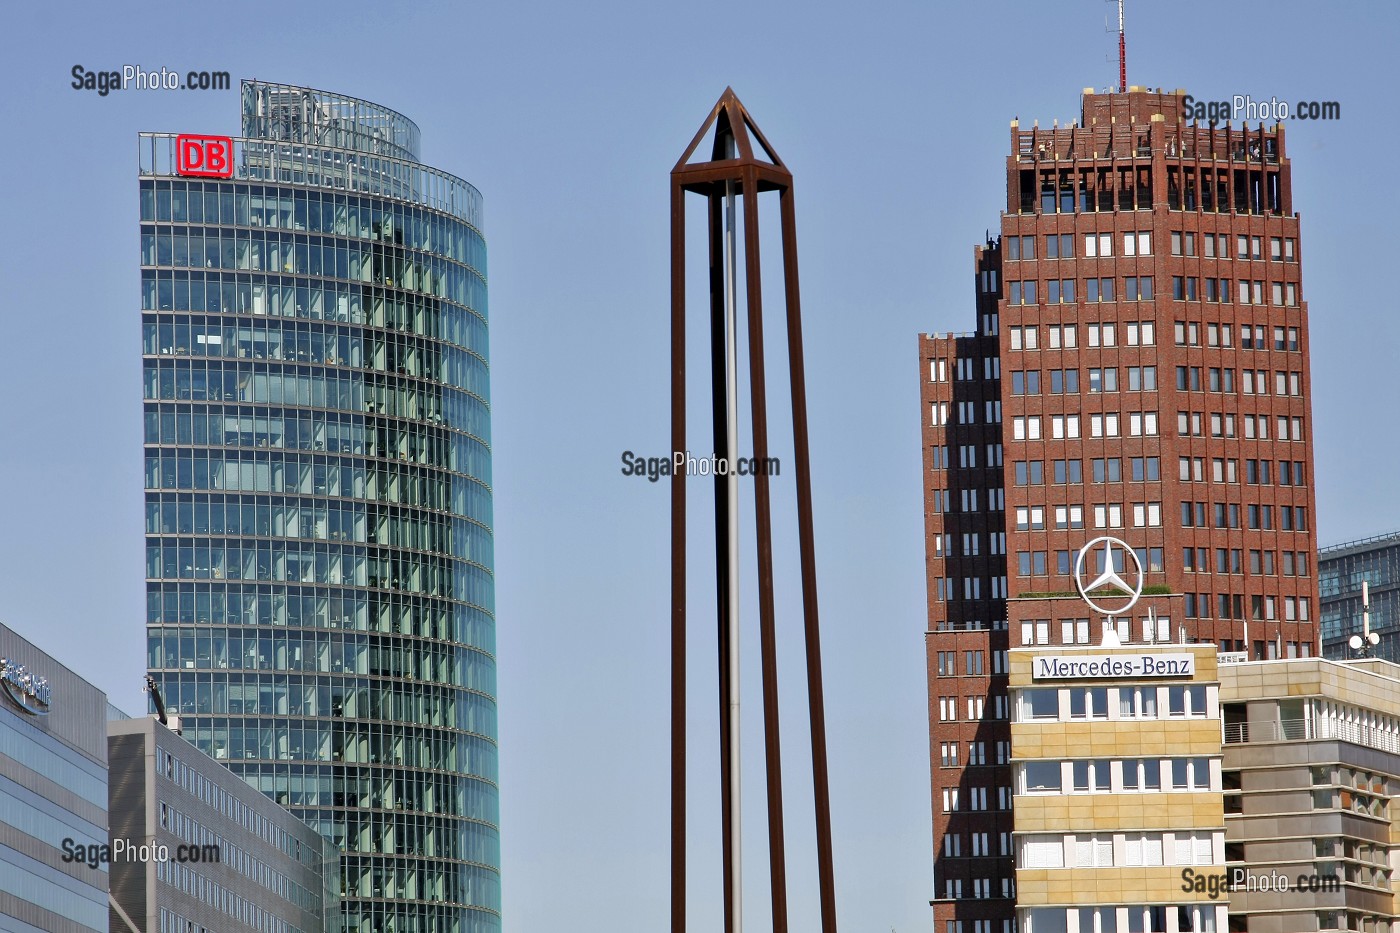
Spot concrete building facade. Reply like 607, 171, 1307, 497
1220, 657, 1400, 933
108, 715, 339, 933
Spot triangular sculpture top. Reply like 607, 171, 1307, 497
673, 87, 786, 173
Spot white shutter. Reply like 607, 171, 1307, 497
1174, 836, 1193, 865
1023, 838, 1064, 869
1195, 836, 1213, 865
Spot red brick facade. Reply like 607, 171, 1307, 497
919, 87, 1321, 932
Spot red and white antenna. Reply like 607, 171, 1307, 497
1117, 0, 1127, 92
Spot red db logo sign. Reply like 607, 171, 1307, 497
176, 134, 234, 178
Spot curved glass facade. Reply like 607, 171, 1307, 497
141, 81, 497, 933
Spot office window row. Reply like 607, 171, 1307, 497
941, 784, 1014, 813
1014, 543, 1164, 581
140, 224, 481, 302
936, 694, 1009, 722
1019, 757, 1215, 795
925, 355, 996, 384
160, 802, 318, 911
943, 920, 1012, 933
1006, 233, 1080, 260
141, 268, 486, 359
1175, 321, 1301, 351
1184, 547, 1311, 576
142, 580, 491, 650
942, 829, 1011, 857
1171, 230, 1296, 262
1011, 412, 1159, 441
1021, 614, 1171, 647
1011, 321, 1156, 350
1021, 904, 1221, 933
1019, 831, 1217, 869
1179, 546, 1314, 578
1008, 276, 1156, 305
938, 740, 1006, 767
157, 746, 294, 854
140, 180, 485, 269
928, 532, 1008, 559
933, 575, 1011, 601
1019, 684, 1211, 722
935, 650, 997, 678
1170, 275, 1298, 306
1174, 366, 1304, 397
1178, 500, 1310, 532
1175, 411, 1306, 442
1011, 366, 1158, 395
1015, 501, 1162, 532
1178, 457, 1307, 486
1013, 457, 1160, 487
1180, 592, 1311, 621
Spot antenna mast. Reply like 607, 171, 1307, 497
1118, 0, 1127, 92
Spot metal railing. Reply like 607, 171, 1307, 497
1224, 718, 1400, 755
137, 133, 484, 231
1321, 530, 1400, 555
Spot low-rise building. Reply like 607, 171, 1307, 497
107, 716, 339, 933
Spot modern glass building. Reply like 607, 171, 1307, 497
139, 81, 498, 933
0, 620, 109, 933
1321, 531, 1400, 662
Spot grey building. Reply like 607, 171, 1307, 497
1220, 656, 1400, 933
108, 715, 339, 933
0, 620, 109, 933
1321, 531, 1400, 661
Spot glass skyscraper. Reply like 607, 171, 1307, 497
140, 81, 498, 933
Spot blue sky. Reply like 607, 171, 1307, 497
0, 1, 1396, 930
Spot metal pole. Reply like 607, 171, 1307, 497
669, 181, 688, 933
741, 165, 790, 933
778, 185, 839, 933
1118, 0, 1127, 93
709, 190, 736, 933
723, 170, 744, 933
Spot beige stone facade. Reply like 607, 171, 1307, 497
1010, 642, 1226, 933
1004, 648, 1400, 932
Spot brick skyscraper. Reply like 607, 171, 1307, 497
919, 87, 1320, 933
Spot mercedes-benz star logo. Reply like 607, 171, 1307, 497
1073, 536, 1145, 616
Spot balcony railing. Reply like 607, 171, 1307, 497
1224, 718, 1400, 755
